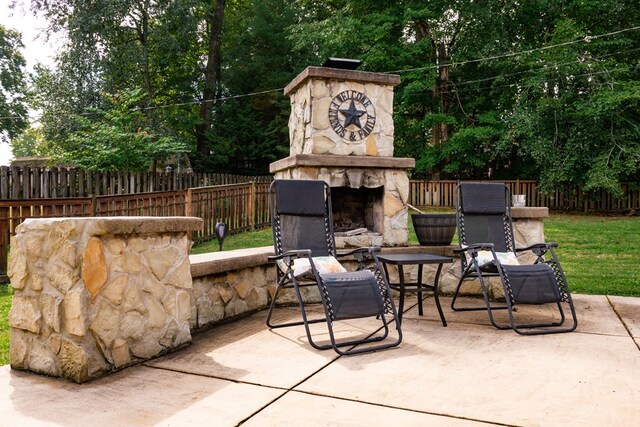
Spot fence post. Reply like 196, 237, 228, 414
0, 166, 8, 200
90, 194, 97, 217
185, 188, 192, 217
249, 181, 256, 231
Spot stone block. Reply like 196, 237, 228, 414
384, 193, 405, 217
48, 263, 79, 294
82, 237, 108, 300
90, 300, 120, 348
146, 247, 180, 281
60, 339, 89, 383
130, 335, 164, 360
146, 297, 169, 330
7, 237, 28, 290
111, 339, 132, 368
120, 312, 145, 341
9, 295, 41, 334
101, 274, 128, 305
40, 293, 62, 333
123, 283, 147, 314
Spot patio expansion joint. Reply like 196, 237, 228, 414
606, 295, 640, 352
142, 362, 290, 391
236, 354, 345, 425
286, 388, 519, 427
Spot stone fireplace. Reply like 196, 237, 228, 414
270, 62, 415, 247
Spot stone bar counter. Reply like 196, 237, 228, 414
8, 217, 202, 383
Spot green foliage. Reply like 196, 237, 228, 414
11, 126, 47, 158
20, 0, 640, 194
60, 88, 189, 171
0, 25, 28, 141
0, 285, 13, 366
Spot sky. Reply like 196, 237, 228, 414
0, 1, 60, 166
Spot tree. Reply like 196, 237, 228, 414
0, 24, 28, 142
59, 88, 189, 171
11, 126, 48, 157
195, 0, 225, 156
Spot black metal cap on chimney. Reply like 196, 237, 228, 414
322, 57, 362, 70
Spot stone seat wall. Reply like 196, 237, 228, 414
8, 208, 547, 382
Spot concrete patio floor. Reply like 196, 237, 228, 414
0, 294, 638, 426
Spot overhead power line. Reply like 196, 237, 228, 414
1, 25, 638, 123
387, 24, 640, 74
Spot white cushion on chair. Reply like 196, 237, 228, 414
475, 250, 520, 267
277, 256, 347, 277
462, 245, 520, 268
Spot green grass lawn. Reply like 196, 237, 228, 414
544, 213, 640, 296
0, 286, 13, 365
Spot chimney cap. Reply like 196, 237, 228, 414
322, 57, 362, 70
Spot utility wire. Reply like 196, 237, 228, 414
1, 25, 639, 122
386, 25, 640, 74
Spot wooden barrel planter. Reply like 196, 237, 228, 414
411, 214, 456, 246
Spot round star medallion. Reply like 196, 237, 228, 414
328, 90, 376, 141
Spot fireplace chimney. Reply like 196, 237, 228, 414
270, 62, 415, 247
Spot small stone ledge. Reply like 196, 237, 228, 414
17, 216, 204, 236
190, 246, 274, 277
189, 245, 456, 278
511, 207, 549, 219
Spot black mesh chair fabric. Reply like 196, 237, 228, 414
279, 215, 330, 256
267, 179, 402, 354
460, 183, 507, 214
452, 182, 577, 335
502, 264, 561, 304
461, 215, 510, 252
275, 180, 326, 216
321, 271, 384, 320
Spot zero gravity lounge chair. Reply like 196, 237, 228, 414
266, 179, 402, 355
451, 182, 577, 335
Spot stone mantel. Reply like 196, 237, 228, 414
269, 154, 415, 174
284, 66, 401, 96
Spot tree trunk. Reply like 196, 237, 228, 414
196, 0, 226, 156
430, 41, 451, 180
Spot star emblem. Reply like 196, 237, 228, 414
339, 100, 366, 129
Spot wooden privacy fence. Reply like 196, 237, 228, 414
0, 165, 271, 199
3, 177, 639, 282
409, 180, 640, 211
0, 182, 272, 283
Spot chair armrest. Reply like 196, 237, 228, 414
336, 246, 381, 258
515, 242, 558, 253
453, 243, 494, 254
267, 249, 312, 262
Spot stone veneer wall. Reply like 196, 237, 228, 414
8, 217, 202, 383
285, 67, 399, 158
187, 208, 550, 329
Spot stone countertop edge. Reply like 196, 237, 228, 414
190, 244, 456, 277
284, 66, 401, 96
269, 154, 415, 173
510, 207, 549, 219
17, 216, 204, 235
190, 246, 274, 277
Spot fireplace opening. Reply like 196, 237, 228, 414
331, 186, 384, 234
